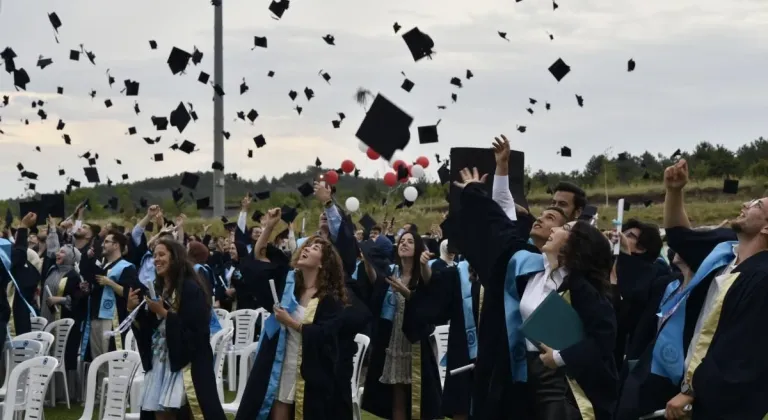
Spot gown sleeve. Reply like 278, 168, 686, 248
11, 228, 29, 270
299, 297, 344, 390
166, 280, 211, 372
665, 227, 737, 272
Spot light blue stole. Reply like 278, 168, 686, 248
437, 260, 479, 368
650, 241, 736, 383
350, 260, 360, 281
380, 264, 399, 321
504, 250, 546, 382
138, 251, 155, 289
99, 259, 133, 320
193, 264, 223, 336
0, 239, 38, 342
256, 271, 299, 420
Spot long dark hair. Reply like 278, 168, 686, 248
154, 238, 211, 311
290, 236, 348, 305
558, 221, 612, 296
394, 231, 426, 289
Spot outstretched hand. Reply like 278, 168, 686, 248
453, 167, 488, 189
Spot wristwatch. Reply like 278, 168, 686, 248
681, 382, 695, 397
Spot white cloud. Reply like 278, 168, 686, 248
0, 0, 767, 199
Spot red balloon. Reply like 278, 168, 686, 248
341, 160, 355, 174
392, 160, 406, 171
366, 148, 380, 160
383, 172, 397, 187
324, 170, 339, 185
416, 156, 430, 168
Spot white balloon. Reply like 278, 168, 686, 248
410, 164, 425, 179
357, 141, 369, 153
403, 186, 419, 202
345, 197, 360, 212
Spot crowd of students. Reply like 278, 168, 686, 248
0, 135, 767, 420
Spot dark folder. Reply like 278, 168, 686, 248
520, 291, 585, 350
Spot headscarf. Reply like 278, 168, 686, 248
439, 239, 454, 264
26, 248, 42, 274
56, 245, 80, 275
41, 245, 81, 322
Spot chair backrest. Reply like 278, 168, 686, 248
214, 308, 229, 327
29, 316, 48, 333
225, 309, 259, 347
125, 329, 137, 352
213, 328, 234, 402
210, 327, 229, 352
1, 356, 58, 420
78, 351, 141, 420
351, 334, 370, 403
43, 318, 75, 370
229, 341, 259, 405
432, 325, 450, 387
15, 331, 55, 355
3, 339, 44, 392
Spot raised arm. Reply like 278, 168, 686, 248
663, 159, 691, 229
133, 205, 160, 247
254, 208, 282, 260
492, 135, 518, 222
46, 217, 60, 258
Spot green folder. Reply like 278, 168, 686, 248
520, 291, 585, 351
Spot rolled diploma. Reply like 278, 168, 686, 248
449, 363, 475, 376
269, 279, 279, 307
614, 198, 625, 255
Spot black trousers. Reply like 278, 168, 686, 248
526, 352, 582, 420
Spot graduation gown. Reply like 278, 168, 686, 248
616, 227, 738, 420
234, 269, 345, 420
360, 267, 443, 420
9, 228, 39, 335
133, 276, 226, 420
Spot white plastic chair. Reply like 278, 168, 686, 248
213, 328, 235, 402
80, 351, 141, 420
0, 356, 58, 420
102, 330, 146, 417
14, 331, 55, 356
431, 325, 450, 388
42, 318, 75, 408
221, 341, 258, 413
0, 339, 44, 400
214, 308, 230, 328
29, 316, 48, 333
352, 334, 370, 420
224, 309, 264, 391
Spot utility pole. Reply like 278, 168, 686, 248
212, 2, 225, 217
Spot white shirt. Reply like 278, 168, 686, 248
492, 175, 517, 222
684, 245, 739, 371
520, 257, 569, 352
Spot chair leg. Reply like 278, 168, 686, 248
99, 381, 107, 420
62, 370, 70, 409
227, 353, 236, 392
48, 373, 56, 408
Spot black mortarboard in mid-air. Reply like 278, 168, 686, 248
498, 31, 509, 41
269, 0, 290, 18
304, 87, 315, 101
128, 126, 137, 135
251, 210, 265, 223
153, 153, 164, 162
401, 78, 414, 92
198, 71, 210, 84
355, 94, 413, 161
618, 152, 628, 161
56, 119, 65, 130
548, 58, 571, 82
402, 27, 434, 61
36, 57, 53, 69
288, 90, 297, 101
152, 116, 169, 130
123, 80, 139, 96
83, 167, 100, 183
671, 149, 682, 159
393, 22, 401, 33
450, 77, 463, 88
240, 79, 249, 95
280, 205, 299, 223
253, 36, 268, 49
13, 69, 29, 90
143, 136, 160, 145
21, 171, 38, 180
560, 146, 571, 157
247, 150, 253, 158
449, 147, 529, 214
104, 99, 112, 108
167, 47, 192, 74
418, 123, 439, 144
516, 125, 526, 133
315, 157, 322, 168
69, 49, 80, 61
196, 197, 211, 210
49, 12, 62, 34
212, 161, 224, 171
267, 70, 275, 77
180, 172, 200, 190
297, 182, 314, 198
322, 34, 335, 45
179, 140, 196, 154
319, 70, 331, 83
57, 86, 63, 94
191, 47, 203, 65
723, 179, 739, 195
628, 59, 636, 72
169, 102, 191, 133
121, 174, 129, 181
575, 94, 584, 107
438, 164, 450, 184
253, 135, 266, 148
332, 120, 341, 128
247, 109, 258, 123
254, 191, 271, 200
149, 40, 157, 50
545, 102, 551, 110
212, 84, 225, 96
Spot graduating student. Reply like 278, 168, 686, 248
361, 229, 443, 420
219, 241, 249, 311
235, 208, 348, 420
8, 214, 43, 336
618, 159, 768, 419
452, 167, 618, 420
129, 238, 226, 420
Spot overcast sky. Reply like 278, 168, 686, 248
1, 0, 766, 200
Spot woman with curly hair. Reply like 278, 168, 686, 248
451, 167, 618, 420
128, 238, 226, 420
235, 207, 349, 420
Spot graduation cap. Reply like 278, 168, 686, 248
179, 140, 197, 154
143, 136, 160, 145
559, 146, 571, 157
127, 126, 137, 135
438, 164, 450, 184
288, 90, 298, 101
253, 36, 268, 49
418, 122, 439, 144
466, 69, 474, 79
526, 108, 534, 114
628, 59, 636, 72
58, 168, 65, 176
121, 174, 129, 181
149, 40, 157, 50
69, 49, 80, 61
268, 0, 290, 18
19, 200, 48, 222
104, 99, 113, 108
319, 70, 331, 83
553, 0, 559, 10
355, 94, 413, 161
304, 87, 315, 101
498, 31, 509, 41
106, 70, 115, 87
545, 102, 551, 110
170, 188, 184, 204
448, 147, 529, 214
247, 109, 258, 123
83, 167, 100, 183
359, 214, 376, 232
236, 111, 246, 121
450, 77, 463, 88
167, 47, 192, 74
297, 182, 314, 198
516, 125, 527, 133
251, 210, 265, 223
315, 157, 322, 168
402, 27, 434, 61
401, 78, 414, 92
188, 103, 198, 121
322, 34, 335, 45
152, 116, 169, 130
49, 12, 62, 35
280, 205, 299, 223
89, 89, 97, 99
198, 72, 210, 84
723, 179, 739, 195
222, 131, 231, 139
240, 79, 249, 95
247, 150, 253, 158
191, 47, 203, 65
267, 70, 275, 77
332, 120, 341, 129
36, 57, 53, 69
104, 197, 119, 211
56, 119, 65, 130
575, 94, 584, 107
123, 80, 139, 96
13, 69, 29, 90
294, 105, 302, 114
253, 135, 266, 148
21, 171, 38, 180
254, 190, 271, 200
180, 172, 199, 190
671, 149, 682, 159
393, 22, 401, 33
212, 161, 224, 171
170, 102, 191, 133
196, 197, 210, 210
37, 109, 47, 120
87, 157, 96, 166
548, 58, 571, 82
